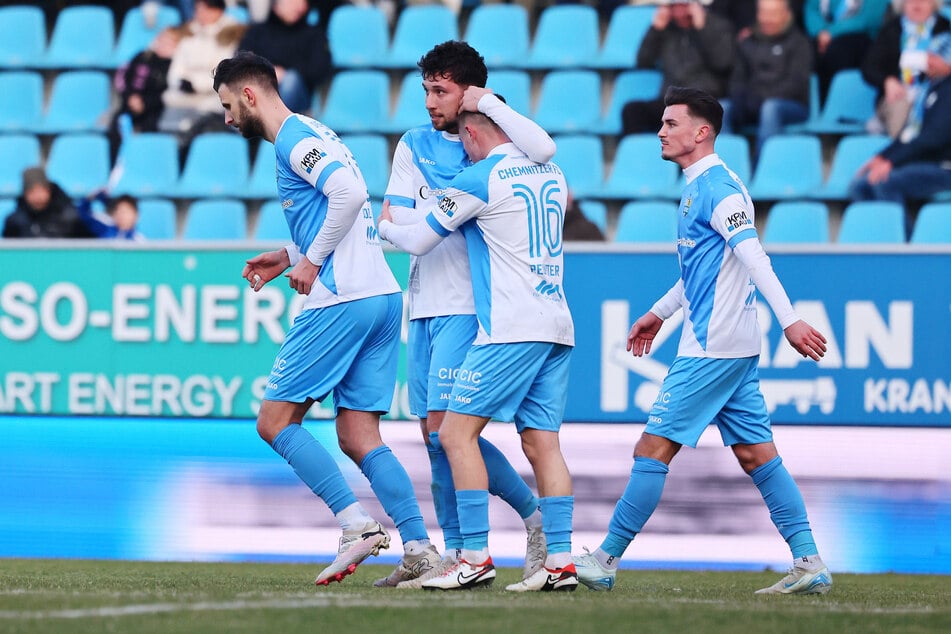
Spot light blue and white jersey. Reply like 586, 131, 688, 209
675, 153, 761, 358
426, 143, 574, 347
384, 126, 475, 320
275, 114, 400, 310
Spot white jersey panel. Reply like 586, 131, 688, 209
275, 114, 400, 309
428, 144, 574, 346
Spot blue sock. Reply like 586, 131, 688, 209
479, 436, 539, 519
456, 489, 490, 552
539, 496, 573, 555
601, 457, 669, 558
427, 432, 462, 549
360, 445, 428, 544
750, 456, 817, 558
270, 424, 356, 514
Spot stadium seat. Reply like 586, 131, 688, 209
464, 4, 530, 69
600, 134, 680, 200
593, 6, 655, 69
594, 70, 663, 135
838, 201, 906, 243
40, 6, 115, 69
676, 133, 752, 190
815, 134, 890, 199
135, 198, 178, 240
0, 71, 44, 133
46, 133, 111, 197
111, 132, 181, 197
534, 70, 601, 134
318, 70, 390, 134
485, 70, 532, 117
341, 134, 390, 199
384, 5, 459, 69
804, 70, 876, 135
175, 133, 250, 198
578, 200, 607, 231
0, 5, 46, 69
614, 201, 679, 243
38, 71, 111, 133
552, 135, 604, 199
327, 5, 389, 68
254, 200, 291, 241
111, 4, 182, 67
226, 5, 249, 23
749, 134, 823, 200
910, 202, 951, 244
182, 199, 248, 240
784, 74, 821, 134
245, 141, 278, 199
0, 134, 41, 197
524, 5, 600, 68
384, 72, 430, 134
762, 201, 830, 244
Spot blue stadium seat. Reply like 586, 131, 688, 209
254, 200, 291, 241
593, 6, 655, 69
594, 70, 663, 135
0, 134, 41, 197
763, 201, 830, 244
384, 72, 429, 134
534, 70, 601, 134
524, 5, 600, 69
135, 198, 178, 240
910, 202, 951, 244
111, 4, 182, 67
182, 199, 248, 240
553, 135, 604, 199
0, 71, 44, 132
601, 134, 680, 200
0, 5, 46, 69
749, 134, 823, 200
245, 141, 278, 199
39, 71, 111, 133
341, 134, 390, 199
578, 200, 608, 232
40, 6, 115, 69
485, 70, 532, 116
784, 74, 821, 134
676, 134, 752, 190
175, 133, 250, 198
318, 70, 390, 134
464, 4, 531, 69
384, 6, 458, 69
815, 134, 890, 199
46, 133, 111, 197
804, 70, 876, 135
327, 5, 389, 68
111, 133, 181, 197
838, 201, 906, 243
614, 201, 679, 243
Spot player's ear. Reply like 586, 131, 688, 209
243, 85, 255, 106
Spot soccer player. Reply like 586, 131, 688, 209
376, 41, 557, 588
573, 86, 833, 595
377, 105, 577, 592
213, 51, 434, 586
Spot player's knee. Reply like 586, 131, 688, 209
256, 416, 283, 444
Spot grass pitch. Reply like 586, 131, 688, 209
1, 559, 949, 634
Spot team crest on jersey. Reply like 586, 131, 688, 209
726, 210, 753, 232
682, 197, 692, 216
300, 145, 327, 174
438, 195, 458, 217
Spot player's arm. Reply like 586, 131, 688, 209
465, 89, 556, 163
379, 182, 479, 255
382, 138, 426, 225
378, 212, 446, 255
627, 279, 683, 357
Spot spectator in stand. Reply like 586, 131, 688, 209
76, 192, 144, 241
159, 0, 245, 140
709, 0, 760, 36
805, 0, 891, 102
563, 192, 605, 242
850, 32, 951, 238
722, 0, 813, 158
862, 0, 951, 138
621, 0, 736, 138
2, 168, 91, 239
238, 0, 333, 113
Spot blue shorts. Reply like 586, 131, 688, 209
264, 292, 402, 415
646, 355, 771, 448
407, 315, 478, 417
449, 342, 572, 433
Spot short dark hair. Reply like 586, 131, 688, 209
213, 50, 279, 93
107, 194, 138, 215
199, 0, 227, 10
418, 40, 488, 88
664, 86, 723, 136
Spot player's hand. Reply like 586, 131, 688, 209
285, 257, 320, 296
243, 249, 289, 292
460, 86, 493, 114
783, 320, 827, 362
378, 199, 393, 226
626, 311, 664, 357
